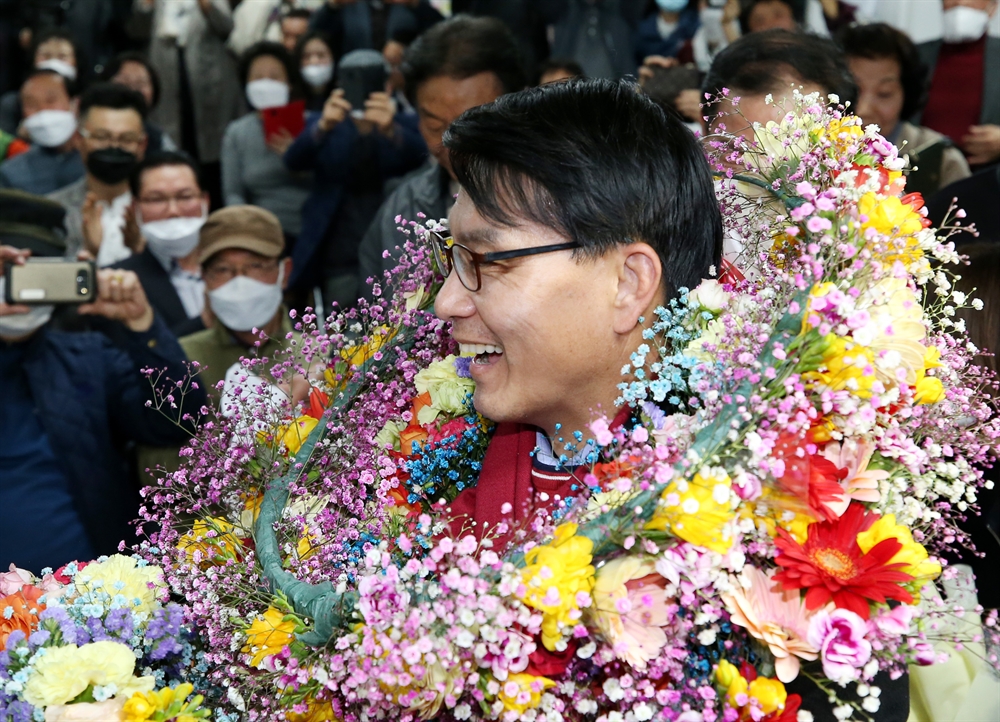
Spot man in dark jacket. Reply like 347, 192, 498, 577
0, 208, 204, 573
308, 0, 443, 62
356, 15, 527, 297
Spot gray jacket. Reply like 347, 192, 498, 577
135, 0, 244, 164
357, 160, 451, 293
46, 177, 88, 259
915, 36, 1000, 127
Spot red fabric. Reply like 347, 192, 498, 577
447, 406, 633, 547
922, 37, 986, 148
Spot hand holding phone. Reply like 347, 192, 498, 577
78, 268, 154, 333
317, 89, 351, 133
0, 246, 31, 317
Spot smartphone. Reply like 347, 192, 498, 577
4, 258, 96, 304
338, 62, 388, 120
262, 100, 305, 143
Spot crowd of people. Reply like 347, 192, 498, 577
0, 0, 998, 604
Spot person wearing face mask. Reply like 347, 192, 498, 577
108, 151, 210, 337
917, 0, 1000, 167
0, 70, 84, 196
220, 42, 313, 252
0, 29, 79, 137
296, 31, 338, 111
0, 195, 206, 574
177, 205, 295, 391
47, 83, 148, 267
635, 0, 702, 68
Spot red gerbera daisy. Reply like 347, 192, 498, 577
772, 502, 914, 619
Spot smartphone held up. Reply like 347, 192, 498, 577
4, 258, 97, 305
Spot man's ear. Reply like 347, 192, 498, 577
612, 242, 662, 335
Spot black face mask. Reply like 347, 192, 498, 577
86, 147, 137, 185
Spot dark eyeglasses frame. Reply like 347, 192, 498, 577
429, 230, 581, 292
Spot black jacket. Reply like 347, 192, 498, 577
112, 248, 206, 338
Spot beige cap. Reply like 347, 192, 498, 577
198, 205, 284, 264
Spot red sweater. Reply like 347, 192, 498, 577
922, 37, 986, 148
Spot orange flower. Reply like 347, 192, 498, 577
0, 585, 45, 650
399, 423, 429, 456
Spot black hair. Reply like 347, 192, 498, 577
444, 78, 722, 301
836, 22, 929, 122
29, 27, 77, 64
239, 41, 300, 91
401, 15, 527, 107
129, 150, 204, 198
702, 29, 857, 125
79, 82, 148, 122
100, 51, 162, 109
390, 27, 420, 47
282, 8, 312, 22
21, 68, 76, 99
537, 58, 584, 83
739, 0, 803, 35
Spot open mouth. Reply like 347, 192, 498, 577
459, 343, 504, 366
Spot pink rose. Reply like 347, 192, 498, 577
0, 564, 34, 595
870, 604, 914, 638
807, 608, 872, 684
44, 699, 124, 722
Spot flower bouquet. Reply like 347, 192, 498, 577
0, 556, 209, 722
9, 91, 997, 722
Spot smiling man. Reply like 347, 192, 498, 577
434, 78, 721, 540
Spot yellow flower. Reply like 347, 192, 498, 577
821, 116, 864, 156
856, 514, 941, 581
122, 691, 157, 721
123, 683, 207, 722
279, 416, 320, 455
646, 472, 735, 554
748, 677, 787, 715
714, 659, 741, 690
74, 555, 165, 616
803, 335, 876, 399
413, 354, 475, 424
287, 698, 339, 722
497, 673, 555, 714
858, 193, 925, 265
913, 345, 945, 404
341, 326, 396, 368
518, 523, 595, 651
242, 607, 297, 667
23, 641, 154, 707
177, 518, 242, 565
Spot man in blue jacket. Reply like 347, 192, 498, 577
0, 218, 205, 573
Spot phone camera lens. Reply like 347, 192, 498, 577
77, 270, 90, 296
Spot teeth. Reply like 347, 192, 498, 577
459, 343, 504, 356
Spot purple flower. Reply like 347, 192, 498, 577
807, 608, 872, 684
453, 356, 472, 379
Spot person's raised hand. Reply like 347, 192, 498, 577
363, 92, 397, 138
638, 55, 679, 84
0, 246, 32, 317
317, 89, 351, 133
962, 124, 1000, 166
267, 127, 296, 155
78, 268, 154, 332
122, 205, 145, 254
81, 193, 105, 256
675, 89, 703, 124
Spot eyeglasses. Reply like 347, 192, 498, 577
79, 128, 145, 151
203, 260, 279, 284
429, 230, 580, 292
137, 192, 204, 215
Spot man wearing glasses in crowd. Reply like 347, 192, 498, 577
111, 151, 211, 337
48, 83, 149, 267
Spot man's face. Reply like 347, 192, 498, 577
849, 56, 904, 139
203, 248, 284, 292
281, 17, 309, 54
708, 79, 826, 141
942, 0, 996, 11
747, 0, 797, 33
77, 106, 147, 163
135, 164, 207, 223
434, 191, 635, 435
20, 73, 72, 117
415, 72, 505, 178
34, 38, 75, 67
112, 60, 155, 109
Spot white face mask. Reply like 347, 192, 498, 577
0, 278, 54, 340
301, 63, 334, 88
139, 204, 208, 260
36, 58, 77, 81
208, 263, 284, 332
942, 5, 990, 43
245, 79, 290, 110
23, 109, 78, 148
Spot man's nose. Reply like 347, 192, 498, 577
434, 270, 475, 322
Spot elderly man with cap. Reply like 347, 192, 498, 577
0, 189, 205, 573
178, 204, 294, 391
